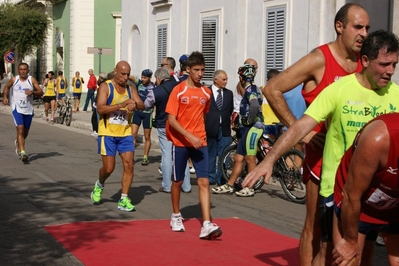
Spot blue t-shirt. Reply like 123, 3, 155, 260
239, 84, 264, 126
137, 81, 155, 113
283, 84, 306, 120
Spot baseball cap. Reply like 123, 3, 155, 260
99, 72, 107, 79
179, 54, 188, 64
141, 69, 153, 77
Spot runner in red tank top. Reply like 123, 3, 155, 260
333, 113, 399, 266
245, 3, 370, 265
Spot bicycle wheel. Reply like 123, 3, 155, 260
59, 106, 66, 124
65, 106, 72, 126
219, 144, 264, 191
274, 149, 306, 204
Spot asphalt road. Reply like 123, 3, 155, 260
0, 111, 389, 265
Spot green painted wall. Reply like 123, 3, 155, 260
94, 0, 121, 75
53, 1, 71, 85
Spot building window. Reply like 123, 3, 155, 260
157, 24, 167, 67
265, 6, 286, 79
201, 17, 218, 84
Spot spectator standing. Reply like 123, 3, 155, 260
72, 71, 84, 112
161, 57, 180, 82
178, 54, 189, 81
90, 61, 144, 211
42, 71, 57, 124
131, 69, 155, 166
83, 69, 97, 112
259, 4, 369, 265
144, 67, 192, 193
2, 63, 43, 162
332, 113, 399, 266
212, 64, 264, 197
166, 51, 222, 239
205, 70, 233, 185
56, 70, 68, 106
90, 72, 108, 138
243, 29, 399, 265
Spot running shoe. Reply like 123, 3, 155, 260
199, 222, 222, 239
20, 151, 29, 163
14, 140, 20, 156
117, 197, 135, 212
235, 187, 255, 197
90, 181, 104, 203
212, 184, 234, 194
170, 214, 185, 232
141, 157, 149, 166
376, 235, 385, 246
189, 167, 196, 174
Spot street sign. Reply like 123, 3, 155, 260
87, 47, 113, 55
87, 47, 113, 74
4, 50, 15, 64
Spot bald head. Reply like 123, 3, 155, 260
113, 60, 131, 86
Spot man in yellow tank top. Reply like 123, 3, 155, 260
72, 71, 84, 112
90, 60, 144, 212
56, 70, 68, 106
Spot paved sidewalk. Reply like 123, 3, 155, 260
0, 102, 160, 149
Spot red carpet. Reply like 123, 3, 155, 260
44, 218, 299, 266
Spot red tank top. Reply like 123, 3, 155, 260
334, 113, 399, 224
302, 44, 362, 182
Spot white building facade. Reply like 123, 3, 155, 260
121, 0, 397, 86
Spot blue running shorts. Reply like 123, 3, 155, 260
12, 109, 33, 129
173, 146, 208, 181
98, 135, 135, 156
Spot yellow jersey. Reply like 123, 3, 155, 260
98, 80, 132, 137
57, 77, 67, 94
44, 79, 56, 97
72, 77, 83, 93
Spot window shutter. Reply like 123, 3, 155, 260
265, 6, 286, 80
157, 24, 167, 68
201, 17, 218, 84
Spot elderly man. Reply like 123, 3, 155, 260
144, 67, 191, 193
90, 61, 144, 212
205, 70, 233, 185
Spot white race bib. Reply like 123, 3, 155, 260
110, 110, 128, 125
366, 188, 399, 211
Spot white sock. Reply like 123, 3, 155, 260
172, 212, 181, 217
121, 193, 128, 199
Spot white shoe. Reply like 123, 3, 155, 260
212, 184, 234, 194
376, 235, 385, 246
14, 140, 20, 156
199, 222, 222, 239
170, 214, 185, 232
90, 131, 98, 137
235, 187, 255, 197
189, 167, 196, 174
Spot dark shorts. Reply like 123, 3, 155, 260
172, 146, 208, 181
43, 96, 56, 103
58, 93, 66, 98
319, 194, 334, 242
73, 93, 81, 99
132, 111, 152, 129
334, 204, 399, 240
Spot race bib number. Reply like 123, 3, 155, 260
366, 188, 399, 211
110, 110, 128, 125
17, 89, 30, 108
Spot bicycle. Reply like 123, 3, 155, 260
219, 123, 306, 204
55, 96, 73, 126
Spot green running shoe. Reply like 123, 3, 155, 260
118, 197, 135, 212
141, 157, 149, 166
91, 181, 103, 203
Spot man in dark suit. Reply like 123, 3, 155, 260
205, 70, 233, 185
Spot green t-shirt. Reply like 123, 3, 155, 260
305, 74, 399, 197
